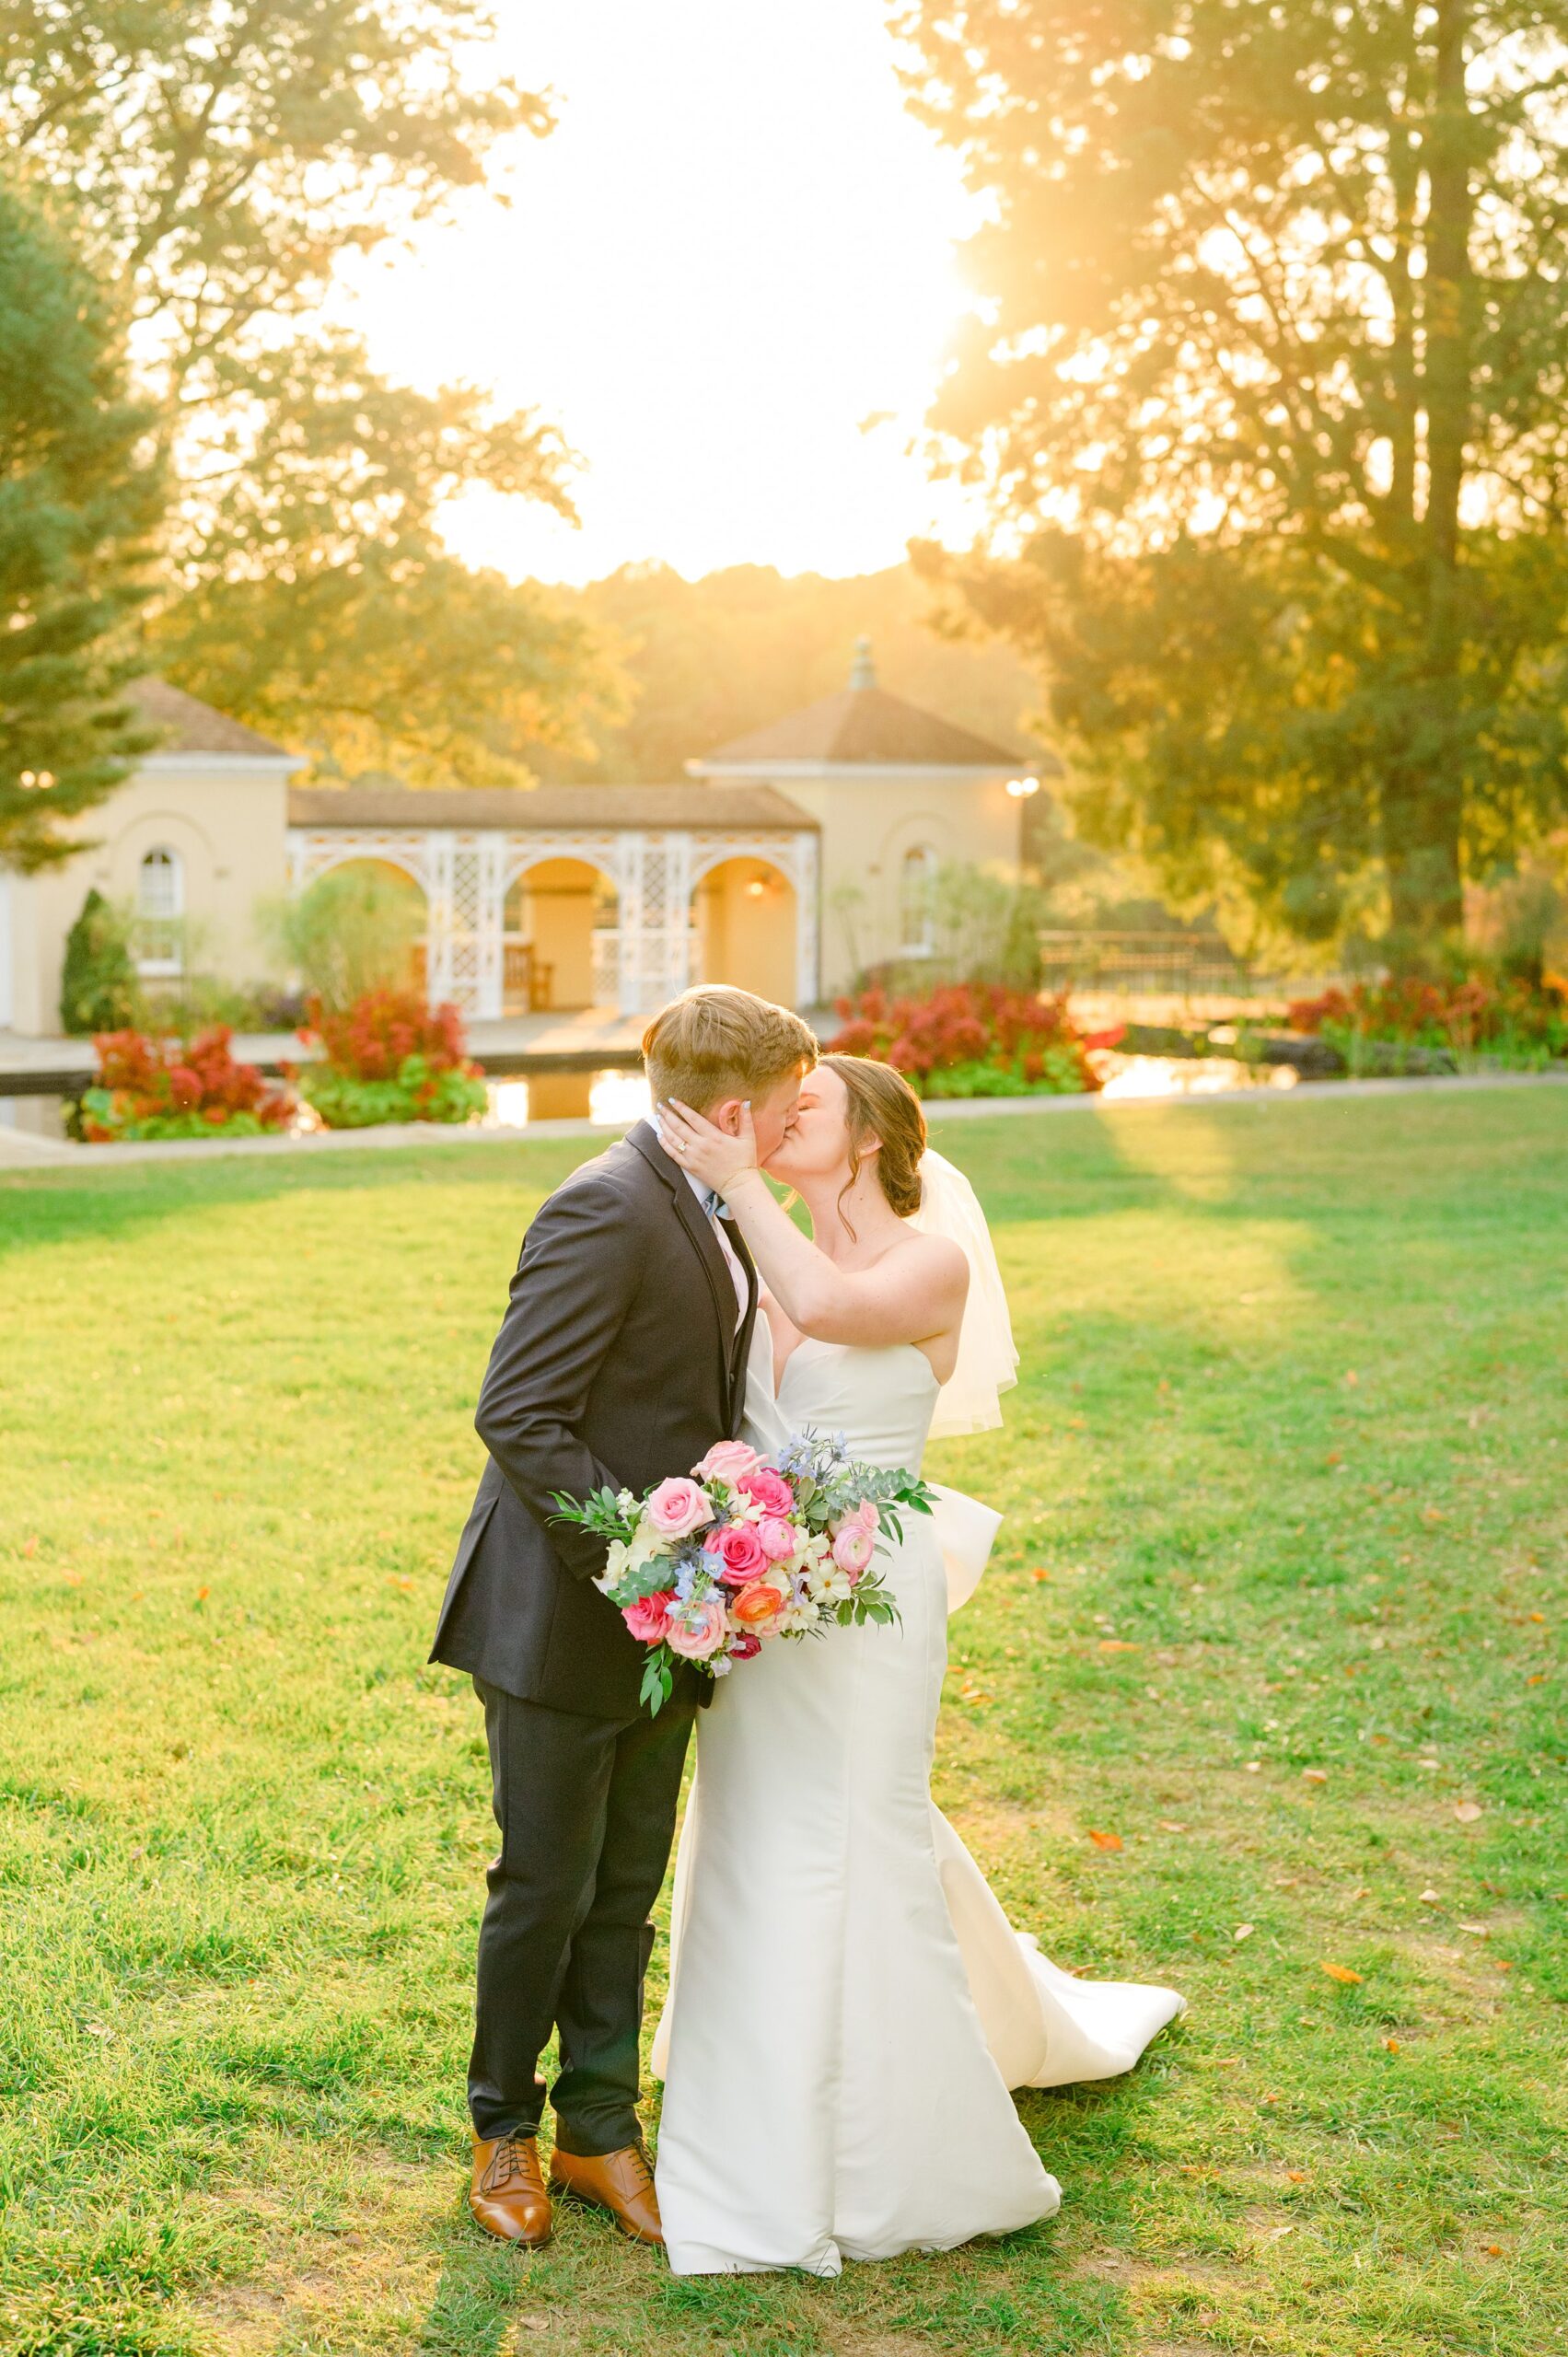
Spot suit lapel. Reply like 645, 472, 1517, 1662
628, 1120, 737, 1414
725, 1216, 760, 1426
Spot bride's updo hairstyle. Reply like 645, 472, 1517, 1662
822, 1053, 927, 1225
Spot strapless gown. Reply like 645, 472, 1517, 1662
652, 1329, 1182, 2276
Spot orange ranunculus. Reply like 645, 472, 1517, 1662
730, 1581, 785, 1629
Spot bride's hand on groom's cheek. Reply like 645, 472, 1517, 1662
659, 1098, 761, 1193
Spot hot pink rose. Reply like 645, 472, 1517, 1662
703, 1520, 768, 1584
622, 1590, 676, 1644
831, 1523, 875, 1579
737, 1465, 795, 1517
666, 1596, 727, 1659
757, 1516, 801, 1562
691, 1438, 761, 1485
645, 1476, 714, 1539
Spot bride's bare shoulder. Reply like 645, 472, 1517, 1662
887, 1227, 968, 1297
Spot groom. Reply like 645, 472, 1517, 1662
430, 984, 817, 2248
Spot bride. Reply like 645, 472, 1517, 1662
651, 1054, 1183, 2277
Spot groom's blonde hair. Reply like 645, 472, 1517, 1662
643, 985, 818, 1111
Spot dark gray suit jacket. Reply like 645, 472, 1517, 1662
429, 1120, 759, 1720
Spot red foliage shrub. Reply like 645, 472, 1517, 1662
1288, 974, 1568, 1055
84, 1028, 290, 1141
301, 989, 477, 1082
825, 981, 1118, 1096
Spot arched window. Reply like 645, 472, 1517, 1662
899, 844, 937, 957
135, 846, 184, 975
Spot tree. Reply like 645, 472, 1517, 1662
1, 4, 603, 777
899, 0, 1568, 957
59, 887, 142, 1032
0, 182, 162, 871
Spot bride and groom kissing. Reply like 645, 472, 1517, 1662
429, 984, 1182, 2276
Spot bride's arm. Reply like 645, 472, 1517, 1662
657, 1099, 967, 1348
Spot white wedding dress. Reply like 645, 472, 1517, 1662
652, 1320, 1184, 2276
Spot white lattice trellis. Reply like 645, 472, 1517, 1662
285, 823, 819, 1018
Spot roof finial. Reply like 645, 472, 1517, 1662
849, 633, 877, 691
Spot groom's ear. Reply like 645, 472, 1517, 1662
707, 1096, 744, 1136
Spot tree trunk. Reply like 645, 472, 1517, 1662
1393, 0, 1470, 954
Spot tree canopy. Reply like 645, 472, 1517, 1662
1, 3, 604, 784
900, 0, 1568, 957
0, 182, 161, 871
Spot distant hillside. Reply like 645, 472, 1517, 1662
530, 561, 1050, 783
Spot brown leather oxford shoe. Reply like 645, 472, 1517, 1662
470, 2131, 552, 2247
548, 2137, 663, 2244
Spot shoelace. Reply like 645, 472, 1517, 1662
482, 2134, 539, 2192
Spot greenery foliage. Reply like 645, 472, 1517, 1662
296, 990, 487, 1129
0, 3, 605, 784
0, 182, 162, 868
1, 1097, 1563, 2351
262, 866, 426, 1016
1288, 974, 1568, 1073
900, 0, 1568, 958
57, 888, 141, 1035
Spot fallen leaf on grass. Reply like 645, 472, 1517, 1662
1454, 1801, 1484, 1823
1320, 1961, 1363, 1984
1458, 1921, 1491, 1938
23, 1537, 38, 1559
1384, 2038, 1400, 2053
1526, 1673, 1546, 1686
194, 1586, 210, 1605
1158, 1819, 1189, 1833
1302, 1768, 1329, 1783
1233, 1922, 1255, 1943
958, 1688, 993, 1704
1087, 1829, 1123, 1852
1419, 1888, 1440, 1903
387, 1575, 415, 1592
1286, 2169, 1307, 2183
1528, 1611, 1547, 1624
1098, 1638, 1139, 1654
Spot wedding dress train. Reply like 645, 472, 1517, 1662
652, 1327, 1182, 2276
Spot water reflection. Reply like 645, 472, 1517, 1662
1096, 1053, 1299, 1100
482, 1070, 652, 1129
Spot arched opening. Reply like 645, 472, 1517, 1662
504, 859, 620, 1013
135, 845, 185, 977
690, 857, 797, 1004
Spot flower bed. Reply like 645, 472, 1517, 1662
825, 981, 1119, 1097
293, 989, 487, 1129
78, 1028, 291, 1143
1287, 975, 1568, 1071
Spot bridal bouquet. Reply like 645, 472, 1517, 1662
552, 1432, 932, 1713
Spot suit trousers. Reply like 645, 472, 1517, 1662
469, 1677, 695, 2154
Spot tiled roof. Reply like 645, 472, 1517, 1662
694, 684, 1027, 772
287, 783, 819, 831
131, 678, 295, 760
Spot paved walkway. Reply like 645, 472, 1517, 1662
0, 1007, 646, 1087
2, 1067, 1562, 1172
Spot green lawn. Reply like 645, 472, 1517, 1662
2, 1090, 1565, 2357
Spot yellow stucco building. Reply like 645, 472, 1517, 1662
1, 645, 1041, 1036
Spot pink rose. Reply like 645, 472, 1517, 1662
622, 1590, 676, 1644
757, 1516, 800, 1562
645, 1476, 714, 1539
831, 1523, 875, 1579
729, 1631, 762, 1661
666, 1597, 727, 1659
737, 1466, 794, 1518
703, 1520, 768, 1585
691, 1438, 761, 1485
853, 1499, 880, 1535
